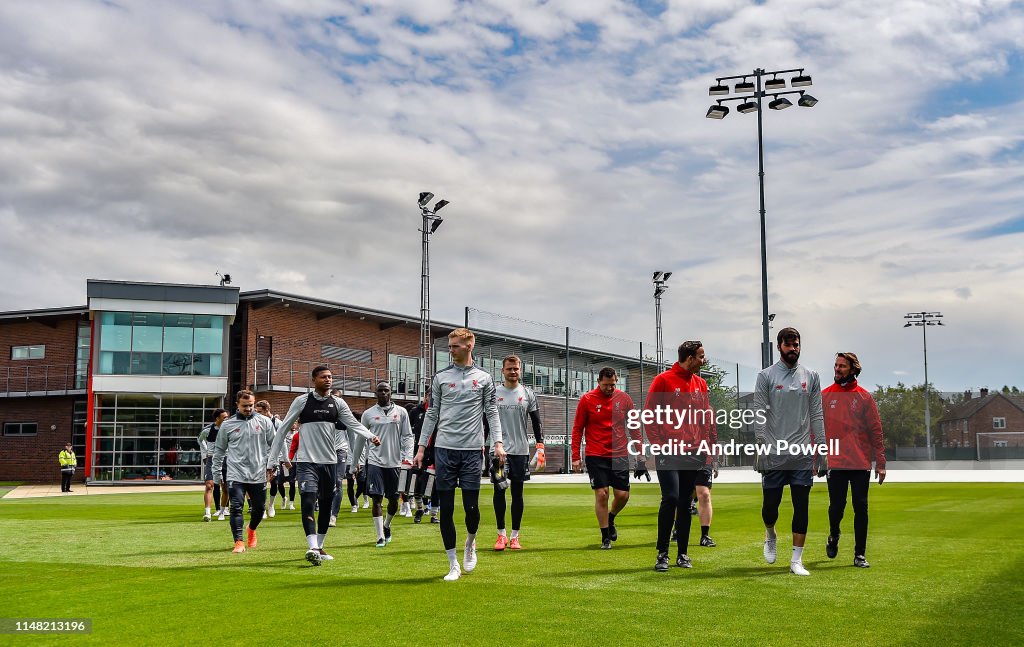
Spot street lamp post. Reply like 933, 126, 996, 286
706, 68, 818, 369
418, 192, 449, 399
904, 311, 944, 459
652, 271, 672, 371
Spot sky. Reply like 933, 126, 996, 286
1, 0, 1022, 393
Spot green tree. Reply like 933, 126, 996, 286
702, 362, 739, 442
873, 382, 951, 448
1001, 385, 1021, 394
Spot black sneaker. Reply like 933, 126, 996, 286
826, 534, 839, 559
608, 522, 618, 542
676, 554, 692, 568
430, 514, 440, 524
414, 508, 424, 524
689, 502, 698, 516
600, 539, 612, 550
699, 535, 716, 548
854, 555, 870, 568
654, 552, 670, 572
383, 525, 393, 544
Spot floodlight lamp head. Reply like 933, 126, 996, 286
653, 271, 663, 281
904, 323, 912, 328
769, 97, 793, 110
418, 192, 434, 207
737, 101, 758, 114
433, 199, 449, 212
430, 218, 444, 233
791, 74, 812, 87
798, 93, 818, 107
764, 77, 786, 91
735, 79, 755, 93
706, 104, 729, 119
709, 83, 729, 96
663, 272, 672, 281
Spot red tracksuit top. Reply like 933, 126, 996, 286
644, 363, 718, 464
822, 380, 886, 470
571, 388, 637, 461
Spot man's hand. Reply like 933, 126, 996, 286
529, 443, 546, 471
282, 460, 292, 471
413, 447, 425, 469
572, 459, 582, 473
876, 467, 886, 484
370, 435, 382, 447
814, 455, 828, 479
266, 469, 275, 483
634, 459, 651, 482
494, 441, 507, 466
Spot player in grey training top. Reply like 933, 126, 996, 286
414, 328, 506, 581
199, 408, 229, 522
490, 355, 543, 552
353, 382, 414, 547
212, 390, 277, 553
750, 327, 825, 576
266, 366, 380, 566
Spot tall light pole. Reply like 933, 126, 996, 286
904, 311, 944, 459
706, 68, 818, 369
652, 271, 672, 371
418, 192, 449, 398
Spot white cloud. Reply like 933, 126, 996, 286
0, 0, 1022, 392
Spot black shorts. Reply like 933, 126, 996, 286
435, 448, 483, 491
585, 456, 630, 492
202, 457, 214, 482
762, 469, 814, 489
502, 454, 531, 482
695, 466, 714, 489
367, 464, 400, 498
296, 461, 338, 495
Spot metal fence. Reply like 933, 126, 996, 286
0, 363, 85, 396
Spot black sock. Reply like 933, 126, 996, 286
609, 512, 616, 526
601, 526, 610, 542
701, 525, 710, 537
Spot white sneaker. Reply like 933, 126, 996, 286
217, 510, 226, 521
288, 502, 295, 510
362, 498, 369, 509
328, 515, 337, 527
764, 538, 777, 564
790, 561, 810, 576
443, 563, 462, 581
463, 540, 478, 573
305, 549, 322, 566
268, 504, 276, 518
263, 510, 269, 520
202, 514, 211, 522
351, 505, 359, 513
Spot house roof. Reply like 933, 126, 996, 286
941, 392, 1024, 422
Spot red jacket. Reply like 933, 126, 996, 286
822, 380, 885, 470
644, 363, 717, 464
571, 388, 637, 461
289, 432, 300, 462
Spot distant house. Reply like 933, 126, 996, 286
939, 388, 1024, 449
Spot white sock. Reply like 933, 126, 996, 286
374, 515, 385, 540
510, 529, 519, 539
205, 507, 211, 516
384, 513, 395, 529
316, 533, 326, 549
497, 528, 507, 537
792, 546, 804, 563
766, 527, 777, 540
466, 533, 476, 547
306, 534, 318, 550
446, 548, 458, 568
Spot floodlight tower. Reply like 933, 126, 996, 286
903, 311, 944, 459
418, 192, 449, 398
706, 67, 817, 368
653, 271, 672, 371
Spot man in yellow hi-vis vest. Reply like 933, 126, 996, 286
59, 442, 77, 493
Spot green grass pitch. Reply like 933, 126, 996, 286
2, 483, 1022, 646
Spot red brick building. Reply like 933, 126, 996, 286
2, 282, 647, 482
940, 388, 1024, 456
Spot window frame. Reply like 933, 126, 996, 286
11, 344, 45, 360
3, 422, 38, 436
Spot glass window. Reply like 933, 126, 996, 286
131, 352, 163, 375
130, 313, 164, 352
99, 312, 132, 351
163, 314, 194, 353
3, 422, 37, 436
11, 345, 45, 360
193, 316, 224, 354
76, 324, 90, 389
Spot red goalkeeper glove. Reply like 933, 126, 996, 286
529, 443, 546, 471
